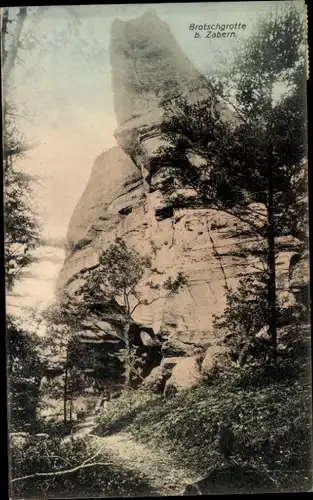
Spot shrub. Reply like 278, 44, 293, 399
95, 389, 159, 436
120, 375, 311, 493
9, 435, 155, 498
7, 317, 43, 431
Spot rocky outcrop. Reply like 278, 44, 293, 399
201, 345, 233, 378
110, 11, 234, 193
110, 11, 203, 126
57, 11, 302, 370
289, 251, 310, 310
142, 365, 171, 393
9, 432, 50, 454
61, 146, 144, 266
164, 356, 202, 394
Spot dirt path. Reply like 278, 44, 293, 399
89, 431, 198, 496
62, 414, 199, 495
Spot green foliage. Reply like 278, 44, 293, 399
100, 237, 145, 294
81, 238, 146, 310
96, 389, 159, 435
96, 369, 311, 493
226, 3, 306, 118
220, 4, 307, 241
10, 434, 156, 498
116, 345, 147, 385
157, 93, 241, 210
213, 272, 271, 364
213, 269, 310, 367
158, 4, 307, 236
46, 239, 187, 389
7, 315, 43, 431
71, 238, 150, 328
4, 103, 40, 291
38, 312, 91, 424
163, 271, 188, 293
156, 4, 307, 354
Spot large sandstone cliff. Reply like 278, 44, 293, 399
57, 11, 300, 358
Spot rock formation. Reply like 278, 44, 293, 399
57, 11, 303, 385
110, 11, 234, 192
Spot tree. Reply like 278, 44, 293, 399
4, 103, 41, 424
2, 7, 42, 291
7, 314, 43, 431
213, 272, 275, 366
156, 4, 307, 357
3, 105, 40, 292
2, 5, 91, 430
2, 7, 28, 83
40, 306, 85, 425
2, 6, 81, 84
3, 8, 43, 432
79, 238, 187, 386
47, 238, 187, 388
218, 3, 307, 356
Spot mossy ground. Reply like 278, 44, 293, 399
96, 363, 312, 493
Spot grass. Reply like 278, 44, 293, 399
10, 435, 158, 498
96, 363, 312, 493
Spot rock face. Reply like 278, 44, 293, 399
201, 345, 233, 378
110, 9, 235, 203
142, 365, 171, 393
110, 10, 203, 126
164, 356, 202, 394
57, 11, 301, 369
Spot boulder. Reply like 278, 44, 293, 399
140, 330, 159, 347
161, 338, 193, 357
255, 326, 271, 342
290, 251, 309, 290
142, 365, 171, 393
9, 432, 31, 450
164, 356, 202, 394
201, 345, 232, 377
160, 357, 183, 370
289, 251, 309, 308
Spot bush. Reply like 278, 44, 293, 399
7, 317, 43, 431
141, 375, 311, 491
9, 434, 156, 498
95, 389, 159, 436
94, 372, 312, 493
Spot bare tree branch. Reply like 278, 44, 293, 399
81, 439, 109, 466
1, 7, 9, 62
130, 293, 168, 316
123, 287, 130, 316
90, 320, 125, 343
11, 461, 114, 484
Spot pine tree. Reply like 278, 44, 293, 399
156, 4, 307, 357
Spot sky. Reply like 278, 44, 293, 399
4, 1, 303, 327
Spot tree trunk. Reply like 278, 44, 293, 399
2, 7, 27, 85
69, 372, 73, 425
1, 7, 9, 63
123, 324, 131, 387
266, 166, 277, 360
63, 361, 68, 425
